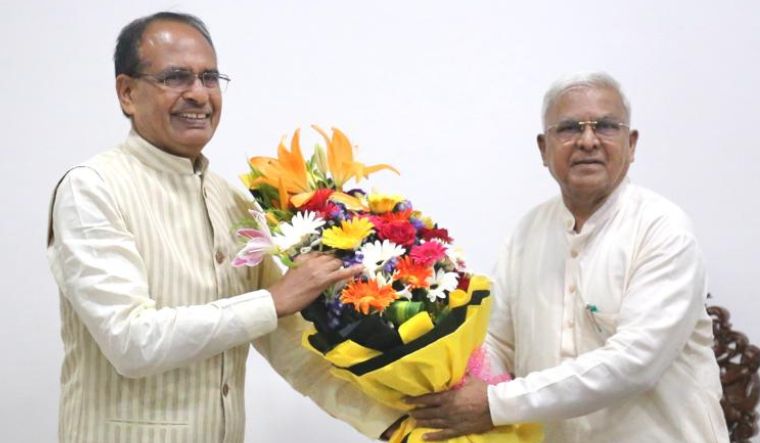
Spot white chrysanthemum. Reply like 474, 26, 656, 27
273, 211, 325, 252
360, 239, 406, 277
425, 269, 459, 302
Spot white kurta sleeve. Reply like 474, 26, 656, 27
48, 167, 280, 378
251, 256, 403, 438
485, 236, 517, 376
487, 223, 707, 425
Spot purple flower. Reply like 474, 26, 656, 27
342, 252, 364, 268
396, 200, 413, 212
325, 297, 345, 329
344, 188, 367, 197
330, 204, 348, 221
383, 256, 399, 274
409, 218, 425, 230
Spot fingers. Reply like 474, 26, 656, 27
405, 391, 446, 407
328, 264, 364, 282
422, 429, 462, 441
408, 406, 442, 421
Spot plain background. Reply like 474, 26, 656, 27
2, 1, 759, 442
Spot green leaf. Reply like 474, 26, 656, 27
385, 301, 424, 327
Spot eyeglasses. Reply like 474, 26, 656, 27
545, 119, 629, 142
134, 68, 231, 92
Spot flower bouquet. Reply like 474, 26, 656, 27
234, 126, 542, 443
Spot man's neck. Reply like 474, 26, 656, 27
563, 193, 609, 233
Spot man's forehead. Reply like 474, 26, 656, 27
139, 21, 217, 69
549, 86, 626, 119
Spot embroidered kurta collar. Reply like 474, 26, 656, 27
122, 130, 210, 176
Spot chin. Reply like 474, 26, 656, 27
175, 134, 212, 152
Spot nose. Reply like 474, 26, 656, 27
181, 76, 210, 104
576, 123, 600, 150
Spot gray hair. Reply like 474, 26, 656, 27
541, 71, 631, 128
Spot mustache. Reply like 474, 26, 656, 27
571, 158, 605, 165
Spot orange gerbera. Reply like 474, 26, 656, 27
340, 279, 398, 315
394, 256, 433, 289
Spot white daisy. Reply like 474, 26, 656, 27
359, 239, 406, 277
273, 211, 325, 252
425, 269, 459, 302
372, 272, 411, 301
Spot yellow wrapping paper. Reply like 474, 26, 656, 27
302, 275, 543, 443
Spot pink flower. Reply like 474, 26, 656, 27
410, 241, 447, 266
232, 228, 275, 267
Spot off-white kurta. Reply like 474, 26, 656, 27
486, 180, 729, 443
47, 131, 399, 443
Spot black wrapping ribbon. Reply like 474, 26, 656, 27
301, 290, 489, 376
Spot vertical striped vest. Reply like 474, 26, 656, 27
51, 132, 261, 443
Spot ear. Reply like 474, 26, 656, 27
627, 129, 639, 163
116, 74, 137, 117
537, 134, 548, 166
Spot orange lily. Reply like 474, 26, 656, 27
311, 125, 399, 189
247, 129, 312, 209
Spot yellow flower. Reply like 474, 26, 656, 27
368, 193, 405, 214
312, 125, 399, 189
322, 218, 375, 250
414, 213, 435, 229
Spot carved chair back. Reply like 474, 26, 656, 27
708, 305, 760, 443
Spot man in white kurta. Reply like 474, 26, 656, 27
484, 179, 728, 442
47, 12, 399, 443
408, 73, 729, 443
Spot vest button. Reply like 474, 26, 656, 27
215, 250, 225, 264
222, 384, 229, 396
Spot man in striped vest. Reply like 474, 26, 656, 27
47, 12, 401, 443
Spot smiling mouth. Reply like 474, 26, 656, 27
174, 112, 210, 120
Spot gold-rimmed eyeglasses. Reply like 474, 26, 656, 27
134, 68, 231, 92
545, 119, 629, 142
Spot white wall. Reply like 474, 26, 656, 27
2, 1, 759, 442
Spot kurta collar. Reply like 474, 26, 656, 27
122, 130, 210, 176
560, 178, 630, 236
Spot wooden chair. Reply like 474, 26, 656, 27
708, 304, 760, 442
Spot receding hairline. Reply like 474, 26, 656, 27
137, 19, 217, 68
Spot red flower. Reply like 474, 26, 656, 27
456, 273, 470, 291
420, 227, 452, 243
376, 220, 417, 247
371, 209, 413, 226
301, 188, 334, 212
410, 241, 447, 266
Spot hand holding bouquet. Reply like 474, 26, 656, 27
234, 126, 542, 442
